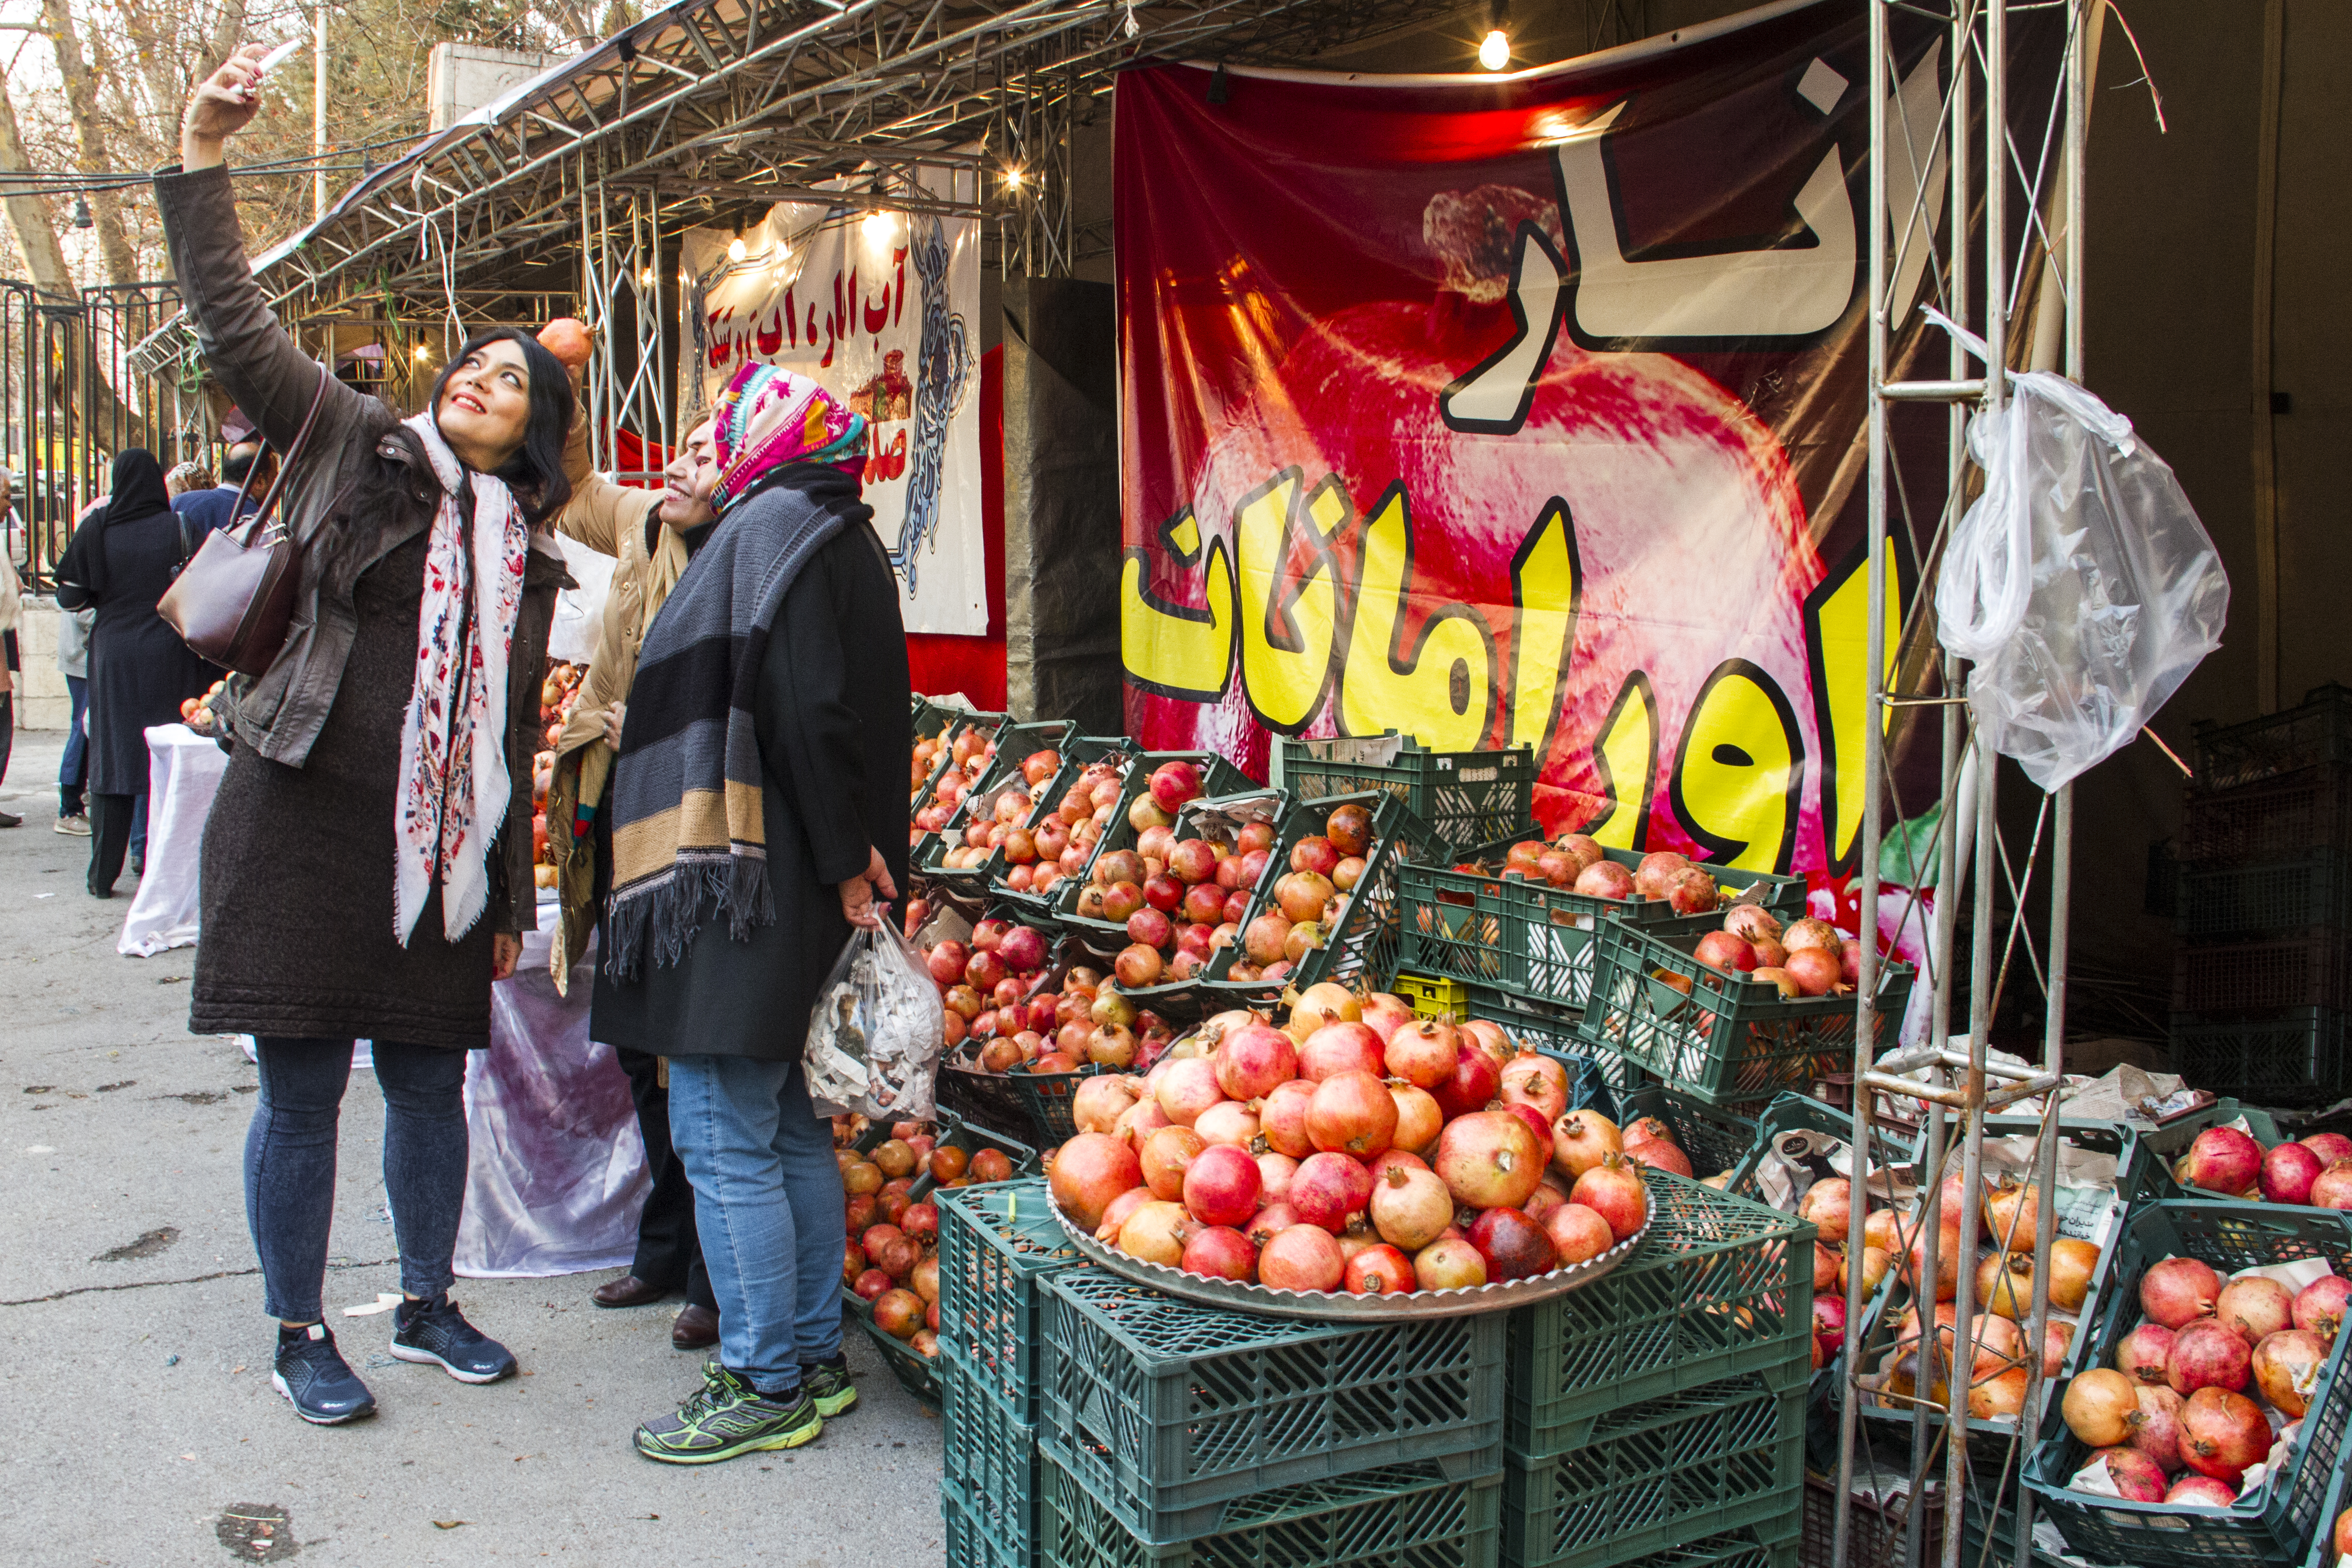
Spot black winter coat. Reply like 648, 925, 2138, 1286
590, 510, 911, 1061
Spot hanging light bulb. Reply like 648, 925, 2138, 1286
70, 194, 94, 229
639, 265, 655, 286
862, 207, 895, 245
727, 231, 748, 262
413, 343, 431, 362
1003, 167, 1024, 190
1477, 0, 1510, 70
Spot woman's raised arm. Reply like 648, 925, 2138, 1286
157, 43, 369, 455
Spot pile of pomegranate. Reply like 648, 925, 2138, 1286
1849, 1167, 2100, 1418
2057, 1250, 2345, 1507
1042, 984, 1674, 1296
910, 721, 998, 836
1681, 904, 1867, 1001
1455, 832, 1724, 916
526, 660, 587, 892
835, 1116, 1023, 1359
922, 918, 1057, 1054
2169, 1121, 2352, 1209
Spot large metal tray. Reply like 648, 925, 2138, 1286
1044, 1186, 1652, 1322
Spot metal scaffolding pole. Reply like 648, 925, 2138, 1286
1836, 4, 2089, 1565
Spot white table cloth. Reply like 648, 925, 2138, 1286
118, 723, 227, 957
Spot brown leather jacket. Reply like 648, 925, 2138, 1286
156, 161, 568, 935
543, 433, 686, 991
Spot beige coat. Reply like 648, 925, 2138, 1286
546, 441, 687, 991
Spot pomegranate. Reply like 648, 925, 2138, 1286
1289, 1152, 1375, 1234
1623, 1138, 1693, 1179
2302, 1132, 2352, 1165
2062, 1368, 2141, 1446
1498, 1053, 1569, 1121
1414, 1236, 1487, 1290
1723, 903, 1782, 942
1383, 1018, 1459, 1090
1155, 1057, 1226, 1127
1545, 1202, 1615, 1264
2047, 1236, 2099, 1313
2336, 1502, 2352, 1558
1691, 930, 1756, 975
1429, 1042, 1505, 1120
1499, 1102, 1556, 1168
1369, 1164, 1455, 1251
1088, 1025, 1139, 1069
1783, 947, 1841, 997
1181, 1225, 1258, 1281
1665, 868, 1721, 915
2251, 1328, 2327, 1417
1782, 917, 1842, 952
2115, 1322, 2177, 1385
1796, 1178, 1851, 1245
1069, 1076, 1141, 1138
2177, 1386, 2269, 1484
1970, 1366, 2029, 1420
1183, 1144, 1263, 1228
872, 1289, 924, 1341
1258, 1224, 1346, 1292
1436, 1111, 1545, 1210
998, 924, 1049, 973
1468, 1205, 1558, 1281
1306, 1071, 1400, 1157
2140, 1256, 2222, 1328
2260, 1140, 2325, 1206
1259, 1080, 1318, 1159
2182, 1126, 2265, 1196
2293, 1273, 2350, 1339
1569, 1154, 1649, 1241
1256, 1150, 1300, 1204
1840, 1244, 1891, 1299
1344, 1243, 1415, 1295
1212, 1023, 1299, 1101
1813, 1295, 1847, 1344
1050, 1133, 1141, 1230
1115, 1096, 1173, 1150
1458, 1019, 1512, 1067
1094, 1186, 1154, 1242
1984, 1179, 2038, 1248
2088, 1447, 2168, 1504
2311, 1159, 2352, 1209
1976, 1252, 2036, 1321
2166, 1318, 2253, 1396
1244, 1203, 1300, 1246
1812, 1243, 1840, 1292
1389, 1084, 1444, 1154
1358, 991, 1417, 1043
2215, 1276, 2294, 1345
2164, 1475, 2238, 1507
2127, 1383, 2186, 1472
853, 1267, 891, 1302
1193, 1100, 1261, 1149
1551, 1111, 1623, 1179
1900, 1221, 1961, 1303
1242, 912, 1292, 966
1117, 1200, 1196, 1267
1633, 851, 1691, 899
1141, 1127, 1207, 1203
927, 940, 971, 987
1300, 1022, 1388, 1081
1572, 860, 1636, 899
900, 1203, 939, 1245
2043, 1321, 2077, 1379
1366, 1148, 1429, 1184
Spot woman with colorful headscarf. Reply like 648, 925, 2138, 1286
592, 361, 910, 1464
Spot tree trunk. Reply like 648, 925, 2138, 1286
206, 0, 248, 76
41, 0, 140, 289
0, 67, 149, 455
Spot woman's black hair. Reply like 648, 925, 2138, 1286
428, 328, 575, 523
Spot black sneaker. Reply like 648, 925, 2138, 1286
273, 1323, 377, 1425
800, 1355, 857, 1418
389, 1292, 518, 1383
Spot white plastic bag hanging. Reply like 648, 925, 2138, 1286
1927, 309, 2228, 790
803, 917, 944, 1119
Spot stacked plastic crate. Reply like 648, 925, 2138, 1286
2169, 684, 2352, 1107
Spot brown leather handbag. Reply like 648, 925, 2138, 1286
159, 364, 332, 676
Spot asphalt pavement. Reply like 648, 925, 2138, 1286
0, 733, 951, 1564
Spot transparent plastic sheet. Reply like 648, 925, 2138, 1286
803, 917, 945, 1119
1928, 309, 2229, 791
453, 921, 646, 1279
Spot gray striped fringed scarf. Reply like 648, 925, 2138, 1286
600, 470, 855, 979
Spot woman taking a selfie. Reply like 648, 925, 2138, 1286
162, 42, 574, 1427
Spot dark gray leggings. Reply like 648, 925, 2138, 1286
245, 1037, 469, 1323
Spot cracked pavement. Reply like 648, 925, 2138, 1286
0, 735, 949, 1563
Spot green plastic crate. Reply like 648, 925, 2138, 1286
913, 708, 1011, 814
2141, 1098, 2287, 1199
939, 1039, 1046, 1147
1505, 1170, 1814, 1460
1049, 752, 1263, 943
945, 1477, 1026, 1568
2024, 1200, 2352, 1568
1398, 839, 1807, 1011
2176, 851, 2352, 939
1577, 921, 1914, 1109
1725, 1094, 1921, 1209
1501, 1373, 1805, 1568
1039, 1450, 1502, 1568
1037, 1267, 1506, 1543
1280, 731, 1535, 854
944, 1355, 1045, 1558
1202, 789, 1437, 1009
989, 735, 1149, 917
1626, 1518, 1801, 1568
2191, 683, 2352, 792
917, 718, 1081, 886
933, 1178, 1088, 1417
2169, 1007, 2352, 1109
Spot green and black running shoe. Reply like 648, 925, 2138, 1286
800, 1355, 857, 1418
633, 1362, 822, 1465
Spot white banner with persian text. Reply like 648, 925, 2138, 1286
678, 167, 984, 634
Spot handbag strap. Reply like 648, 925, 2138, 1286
225, 363, 334, 546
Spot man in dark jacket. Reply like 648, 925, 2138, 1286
171, 438, 270, 539
592, 364, 909, 1464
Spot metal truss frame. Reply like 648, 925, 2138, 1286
1837, 4, 2094, 1567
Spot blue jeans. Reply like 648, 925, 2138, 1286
245, 1038, 470, 1323
665, 1056, 844, 1394
59, 674, 86, 813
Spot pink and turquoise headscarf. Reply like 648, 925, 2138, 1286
707, 363, 866, 513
